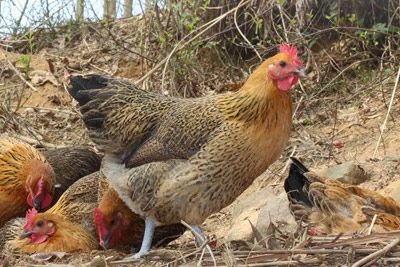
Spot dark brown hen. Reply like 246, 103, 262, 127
42, 146, 101, 202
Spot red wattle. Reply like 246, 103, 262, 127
30, 233, 48, 244
26, 194, 33, 207
41, 194, 52, 209
277, 75, 299, 91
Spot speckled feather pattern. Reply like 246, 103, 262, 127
69, 54, 294, 226
42, 147, 102, 203
46, 171, 102, 234
288, 171, 400, 234
98, 182, 186, 249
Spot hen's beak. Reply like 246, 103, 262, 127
32, 198, 43, 211
294, 67, 306, 77
99, 233, 112, 250
19, 230, 33, 239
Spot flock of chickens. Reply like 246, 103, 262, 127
1, 43, 400, 261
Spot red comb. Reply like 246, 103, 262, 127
24, 208, 38, 229
279, 43, 303, 66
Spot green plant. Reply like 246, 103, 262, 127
19, 55, 31, 74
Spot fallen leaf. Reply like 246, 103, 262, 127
29, 70, 59, 86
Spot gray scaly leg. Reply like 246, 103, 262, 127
126, 217, 156, 259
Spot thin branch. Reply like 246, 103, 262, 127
372, 65, 400, 158
6, 59, 37, 91
351, 238, 400, 267
234, 0, 262, 61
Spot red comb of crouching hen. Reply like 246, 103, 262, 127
279, 43, 303, 67
24, 208, 38, 229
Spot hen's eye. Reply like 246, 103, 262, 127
110, 219, 115, 225
36, 220, 44, 227
279, 61, 287, 68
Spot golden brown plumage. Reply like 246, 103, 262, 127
0, 136, 55, 225
6, 172, 103, 253
11, 212, 97, 253
285, 158, 400, 235
42, 146, 102, 203
69, 44, 304, 257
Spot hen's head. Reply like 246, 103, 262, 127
94, 188, 135, 249
94, 207, 127, 249
20, 208, 56, 244
24, 160, 55, 211
267, 43, 305, 91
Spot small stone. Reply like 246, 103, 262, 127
256, 191, 297, 236
227, 187, 296, 242
381, 180, 400, 204
317, 162, 369, 185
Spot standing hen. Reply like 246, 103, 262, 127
285, 158, 400, 235
68, 43, 305, 258
0, 137, 55, 225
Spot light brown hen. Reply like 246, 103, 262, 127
68, 43, 305, 258
285, 158, 400, 235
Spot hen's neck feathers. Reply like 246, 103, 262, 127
218, 60, 292, 124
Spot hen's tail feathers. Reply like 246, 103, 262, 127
68, 75, 109, 106
284, 157, 313, 207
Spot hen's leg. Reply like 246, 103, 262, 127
127, 217, 156, 259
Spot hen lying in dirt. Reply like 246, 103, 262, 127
42, 146, 102, 203
285, 158, 400, 235
2, 172, 101, 253
68, 43, 305, 258
1, 170, 187, 254
0, 135, 102, 227
0, 136, 55, 225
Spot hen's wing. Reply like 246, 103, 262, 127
46, 171, 101, 234
97, 172, 110, 202
42, 146, 102, 203
68, 75, 223, 167
104, 121, 272, 225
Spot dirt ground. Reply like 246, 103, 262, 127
1, 19, 400, 266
